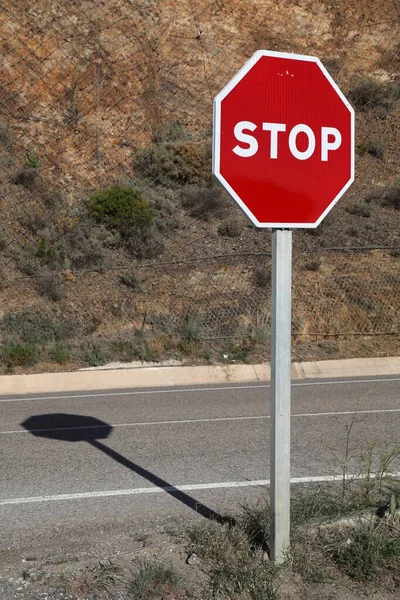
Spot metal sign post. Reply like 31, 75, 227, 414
270, 228, 292, 563
213, 50, 354, 564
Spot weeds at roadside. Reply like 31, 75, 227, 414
127, 559, 182, 600
59, 563, 122, 597
332, 522, 400, 582
188, 518, 277, 600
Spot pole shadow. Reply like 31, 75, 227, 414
22, 413, 232, 524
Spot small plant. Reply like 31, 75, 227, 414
124, 225, 164, 259
109, 336, 156, 363
0, 120, 11, 147
225, 342, 250, 363
25, 152, 40, 168
1, 309, 74, 345
218, 216, 242, 237
36, 237, 57, 266
133, 123, 210, 187
0, 341, 37, 368
357, 140, 384, 159
120, 271, 140, 289
333, 524, 400, 582
36, 271, 65, 302
48, 342, 69, 364
87, 186, 153, 232
60, 564, 120, 596
181, 184, 228, 220
348, 78, 400, 113
189, 516, 277, 599
254, 263, 271, 287
347, 203, 371, 218
84, 342, 108, 367
290, 489, 347, 527
127, 559, 181, 600
64, 222, 107, 270
12, 166, 38, 187
181, 311, 202, 344
366, 181, 400, 211
382, 181, 400, 211
302, 257, 322, 271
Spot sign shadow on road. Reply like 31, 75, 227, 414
21, 413, 233, 525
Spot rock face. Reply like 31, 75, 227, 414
0, 0, 398, 191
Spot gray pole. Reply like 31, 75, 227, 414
270, 228, 292, 563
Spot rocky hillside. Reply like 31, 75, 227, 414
0, 0, 399, 373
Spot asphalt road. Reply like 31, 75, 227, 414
0, 375, 399, 564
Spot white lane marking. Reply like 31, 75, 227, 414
0, 377, 399, 403
1, 472, 399, 506
1, 407, 400, 435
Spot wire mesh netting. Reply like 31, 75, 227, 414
0, 1, 399, 368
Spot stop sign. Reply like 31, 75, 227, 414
213, 50, 354, 228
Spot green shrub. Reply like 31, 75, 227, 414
84, 342, 108, 367
333, 525, 400, 581
25, 152, 40, 168
134, 124, 211, 187
1, 309, 74, 344
48, 342, 69, 364
87, 186, 153, 232
109, 336, 156, 363
36, 237, 57, 266
0, 342, 37, 367
181, 311, 201, 343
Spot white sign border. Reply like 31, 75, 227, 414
212, 50, 355, 229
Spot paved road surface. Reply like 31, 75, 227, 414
0, 375, 399, 564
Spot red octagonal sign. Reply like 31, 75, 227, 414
213, 51, 354, 228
